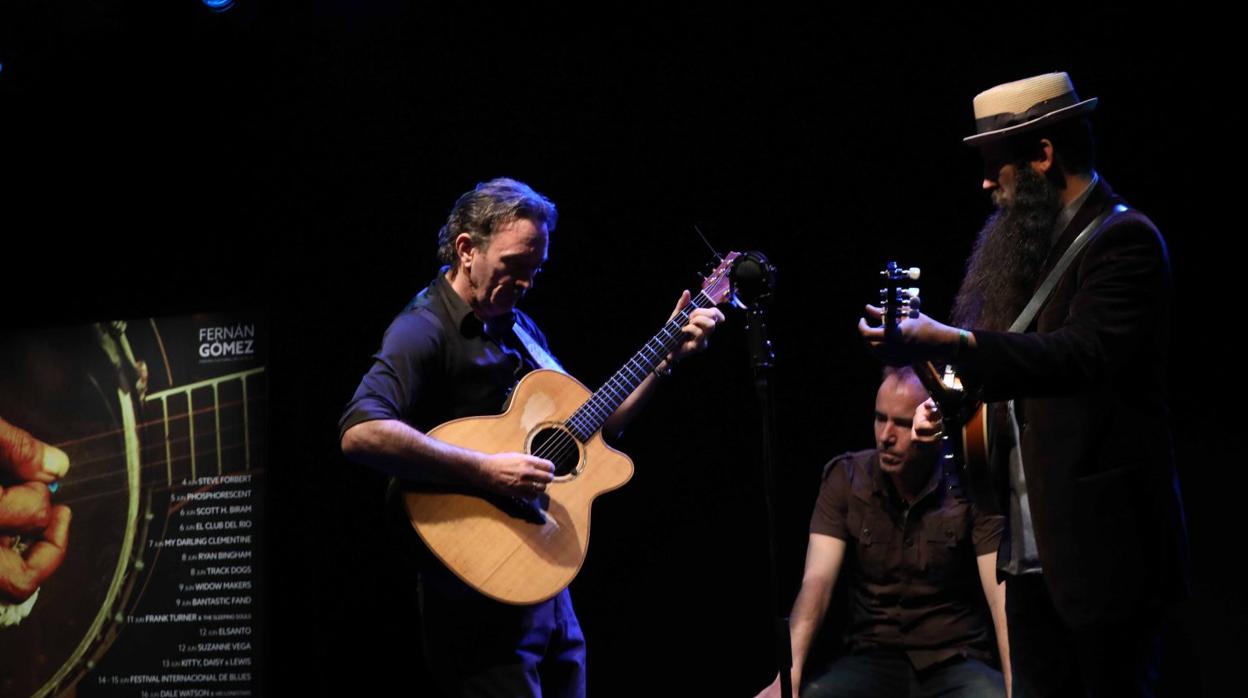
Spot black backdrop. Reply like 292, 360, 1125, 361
0, 3, 1234, 695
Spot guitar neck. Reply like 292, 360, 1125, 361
913, 361, 947, 404
564, 290, 716, 440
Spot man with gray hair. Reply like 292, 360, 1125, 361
860, 73, 1188, 696
340, 178, 723, 696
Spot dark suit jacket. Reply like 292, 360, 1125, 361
963, 179, 1189, 629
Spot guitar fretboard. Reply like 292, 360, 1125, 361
565, 291, 715, 441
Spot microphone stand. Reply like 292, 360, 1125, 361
731, 252, 791, 698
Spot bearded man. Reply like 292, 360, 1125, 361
860, 73, 1188, 697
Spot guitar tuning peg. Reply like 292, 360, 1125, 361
907, 267, 921, 280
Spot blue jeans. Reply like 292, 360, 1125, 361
802, 651, 1005, 698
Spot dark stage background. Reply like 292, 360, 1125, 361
0, 3, 1234, 695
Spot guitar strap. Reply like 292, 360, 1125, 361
511, 322, 566, 374
1008, 204, 1128, 333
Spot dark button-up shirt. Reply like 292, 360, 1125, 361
810, 449, 1004, 670
339, 269, 554, 438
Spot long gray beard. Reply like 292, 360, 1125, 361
952, 167, 1062, 331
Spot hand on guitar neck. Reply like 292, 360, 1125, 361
665, 288, 722, 363
602, 288, 724, 438
858, 261, 971, 365
859, 303, 975, 365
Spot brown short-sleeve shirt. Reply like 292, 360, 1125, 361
810, 449, 1004, 669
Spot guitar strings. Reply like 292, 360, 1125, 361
532, 306, 695, 467
40, 395, 264, 473
51, 440, 258, 507
67, 415, 255, 471
528, 292, 711, 472
532, 294, 707, 468
26, 398, 264, 501
61, 434, 255, 491
49, 394, 265, 451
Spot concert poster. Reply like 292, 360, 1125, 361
0, 313, 267, 698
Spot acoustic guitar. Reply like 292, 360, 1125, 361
405, 253, 739, 605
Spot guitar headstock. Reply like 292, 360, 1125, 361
879, 260, 921, 339
700, 251, 742, 306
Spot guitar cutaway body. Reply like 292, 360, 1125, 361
404, 369, 634, 605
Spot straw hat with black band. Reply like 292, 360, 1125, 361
964, 72, 1097, 148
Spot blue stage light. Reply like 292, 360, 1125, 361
203, 0, 235, 12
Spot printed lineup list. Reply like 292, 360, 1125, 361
82, 472, 265, 697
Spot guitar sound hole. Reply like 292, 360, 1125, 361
529, 427, 581, 477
